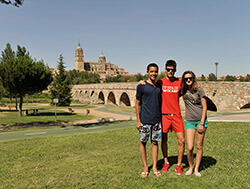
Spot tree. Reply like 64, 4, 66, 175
50, 54, 72, 106
245, 74, 250, 82
157, 72, 166, 80
66, 69, 100, 84
105, 75, 123, 83
201, 74, 206, 81
239, 76, 245, 82
135, 73, 144, 81
0, 78, 5, 101
0, 0, 23, 7
0, 44, 53, 116
0, 43, 16, 104
208, 73, 216, 81
224, 75, 236, 82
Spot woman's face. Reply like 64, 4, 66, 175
184, 73, 193, 86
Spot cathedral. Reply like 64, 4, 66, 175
75, 42, 128, 81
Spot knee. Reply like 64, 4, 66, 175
187, 146, 194, 152
152, 141, 158, 146
196, 142, 203, 151
178, 138, 185, 146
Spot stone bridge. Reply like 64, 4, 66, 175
72, 82, 250, 112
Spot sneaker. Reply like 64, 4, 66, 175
176, 165, 183, 175
194, 172, 201, 177
161, 163, 170, 172
185, 170, 193, 176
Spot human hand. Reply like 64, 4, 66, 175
136, 122, 142, 131
197, 124, 204, 134
194, 82, 201, 88
138, 80, 146, 85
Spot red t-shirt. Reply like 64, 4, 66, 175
158, 77, 181, 115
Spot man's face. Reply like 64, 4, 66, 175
165, 66, 176, 78
147, 66, 158, 81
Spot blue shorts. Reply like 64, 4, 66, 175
139, 122, 162, 143
186, 119, 208, 130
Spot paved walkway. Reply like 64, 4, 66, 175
208, 113, 250, 122
0, 120, 136, 142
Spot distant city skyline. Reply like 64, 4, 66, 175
0, 0, 249, 77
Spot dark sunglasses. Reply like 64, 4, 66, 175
166, 68, 176, 72
184, 77, 193, 81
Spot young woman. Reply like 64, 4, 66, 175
181, 71, 208, 177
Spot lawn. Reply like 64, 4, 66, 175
0, 105, 95, 127
0, 122, 249, 188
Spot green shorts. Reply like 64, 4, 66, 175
186, 119, 208, 129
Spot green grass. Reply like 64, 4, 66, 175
0, 93, 51, 104
0, 108, 94, 126
0, 122, 249, 188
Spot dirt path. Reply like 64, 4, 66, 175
62, 106, 136, 125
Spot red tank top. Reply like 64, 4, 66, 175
158, 77, 181, 114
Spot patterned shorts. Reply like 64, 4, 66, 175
139, 122, 162, 143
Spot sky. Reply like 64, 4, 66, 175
0, 0, 249, 77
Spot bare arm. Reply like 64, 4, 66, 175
197, 97, 207, 133
135, 98, 142, 131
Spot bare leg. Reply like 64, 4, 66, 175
152, 141, 161, 176
152, 141, 158, 170
176, 132, 185, 166
195, 128, 207, 174
161, 133, 169, 163
139, 141, 148, 173
186, 129, 196, 172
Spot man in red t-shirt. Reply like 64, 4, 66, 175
158, 60, 185, 175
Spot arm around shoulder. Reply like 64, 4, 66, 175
138, 80, 146, 85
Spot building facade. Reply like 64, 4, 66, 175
75, 42, 128, 81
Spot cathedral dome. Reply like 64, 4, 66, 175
75, 42, 83, 55
98, 51, 106, 62
99, 51, 105, 57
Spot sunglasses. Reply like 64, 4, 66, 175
184, 77, 193, 81
166, 68, 176, 72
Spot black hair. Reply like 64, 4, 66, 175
165, 60, 177, 69
147, 63, 158, 72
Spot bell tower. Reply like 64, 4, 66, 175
75, 42, 84, 71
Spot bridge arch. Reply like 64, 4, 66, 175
90, 91, 95, 97
240, 103, 250, 109
98, 91, 105, 104
120, 92, 131, 106
107, 91, 116, 105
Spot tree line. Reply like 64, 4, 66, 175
200, 73, 250, 82
106, 72, 250, 82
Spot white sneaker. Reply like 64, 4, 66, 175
185, 170, 193, 176
194, 172, 201, 177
